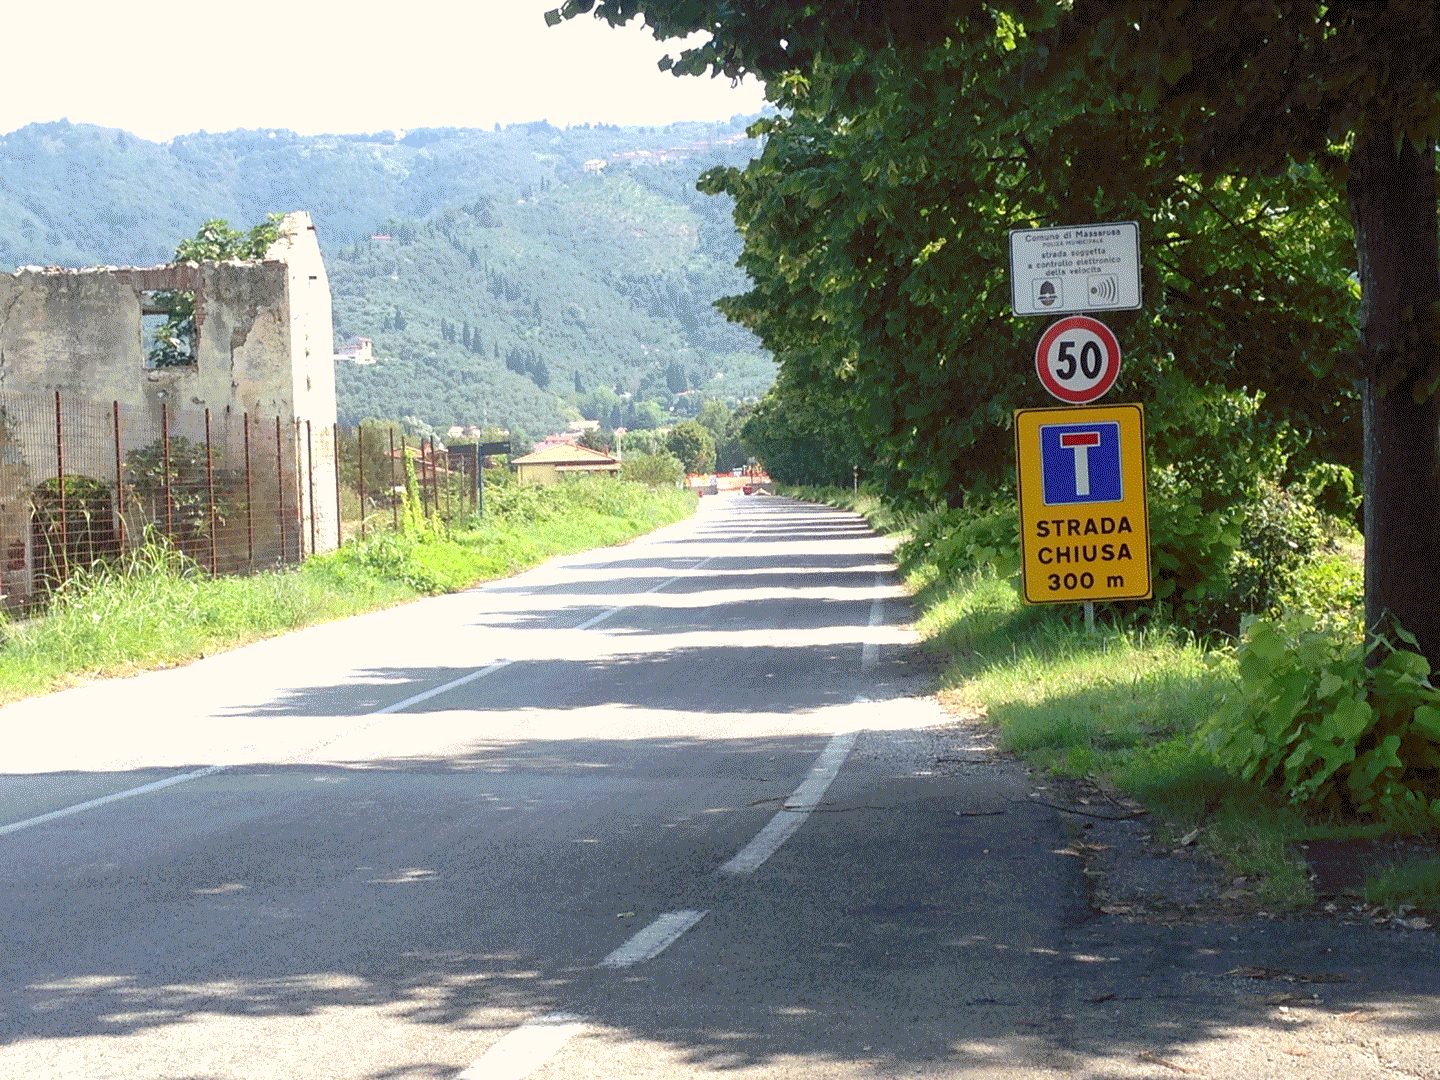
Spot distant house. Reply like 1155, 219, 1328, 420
532, 432, 581, 451
388, 441, 452, 472
335, 335, 374, 364
510, 443, 621, 486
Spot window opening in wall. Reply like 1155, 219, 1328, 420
141, 290, 197, 367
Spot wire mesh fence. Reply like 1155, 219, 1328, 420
0, 389, 484, 610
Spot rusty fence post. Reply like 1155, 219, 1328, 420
427, 437, 435, 519
162, 401, 173, 543
275, 415, 285, 565
433, 439, 443, 522
53, 390, 68, 584
429, 437, 440, 521
357, 427, 366, 541
389, 429, 398, 532
204, 409, 217, 576
243, 412, 254, 570
112, 401, 123, 560
293, 419, 304, 558
427, 437, 436, 520
334, 423, 342, 549
306, 419, 316, 558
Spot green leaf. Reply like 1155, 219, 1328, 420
1412, 704, 1440, 741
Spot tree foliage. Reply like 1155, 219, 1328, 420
665, 420, 716, 475
690, 14, 1358, 510
563, 0, 1440, 672
1043, 1, 1440, 665
148, 216, 284, 367
741, 365, 862, 488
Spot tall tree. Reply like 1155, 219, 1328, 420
666, 420, 717, 474
555, 0, 1440, 668
1051, 1, 1440, 663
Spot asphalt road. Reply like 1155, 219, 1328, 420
1, 493, 1436, 1079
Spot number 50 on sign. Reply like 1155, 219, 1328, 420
1035, 315, 1120, 405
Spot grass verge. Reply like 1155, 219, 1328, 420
922, 567, 1319, 911
0, 479, 694, 703
785, 484, 1433, 916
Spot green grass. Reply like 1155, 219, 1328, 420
794, 484, 1341, 911
1366, 859, 1440, 915
923, 571, 1325, 910
0, 479, 695, 702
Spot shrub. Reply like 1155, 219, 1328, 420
1225, 479, 1329, 618
1203, 618, 1440, 820
896, 496, 1020, 584
621, 452, 684, 488
888, 464, 1341, 640
482, 481, 563, 521
313, 531, 453, 594
1150, 471, 1334, 636
1279, 551, 1363, 636
1137, 466, 1237, 625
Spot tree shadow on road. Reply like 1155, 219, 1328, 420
2, 722, 1437, 1078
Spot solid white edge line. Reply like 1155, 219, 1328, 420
0, 764, 229, 837
454, 1012, 588, 1080
598, 909, 708, 968
719, 729, 859, 875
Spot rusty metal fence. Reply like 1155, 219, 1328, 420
0, 389, 482, 610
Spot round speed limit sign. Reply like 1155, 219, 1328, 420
1034, 315, 1120, 404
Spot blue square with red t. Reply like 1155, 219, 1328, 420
1039, 422, 1122, 504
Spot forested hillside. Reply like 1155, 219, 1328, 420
0, 117, 773, 442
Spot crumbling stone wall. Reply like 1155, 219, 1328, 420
0, 211, 336, 602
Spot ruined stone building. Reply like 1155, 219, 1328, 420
0, 211, 336, 606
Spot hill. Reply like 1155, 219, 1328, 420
0, 118, 774, 442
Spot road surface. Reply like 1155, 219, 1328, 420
3, 493, 1436, 1079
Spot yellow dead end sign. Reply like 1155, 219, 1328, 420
1014, 404, 1152, 604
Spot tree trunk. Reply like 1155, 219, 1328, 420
1348, 130, 1440, 668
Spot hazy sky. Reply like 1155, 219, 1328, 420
3, 1, 769, 142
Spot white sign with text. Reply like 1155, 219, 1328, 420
1009, 222, 1141, 317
